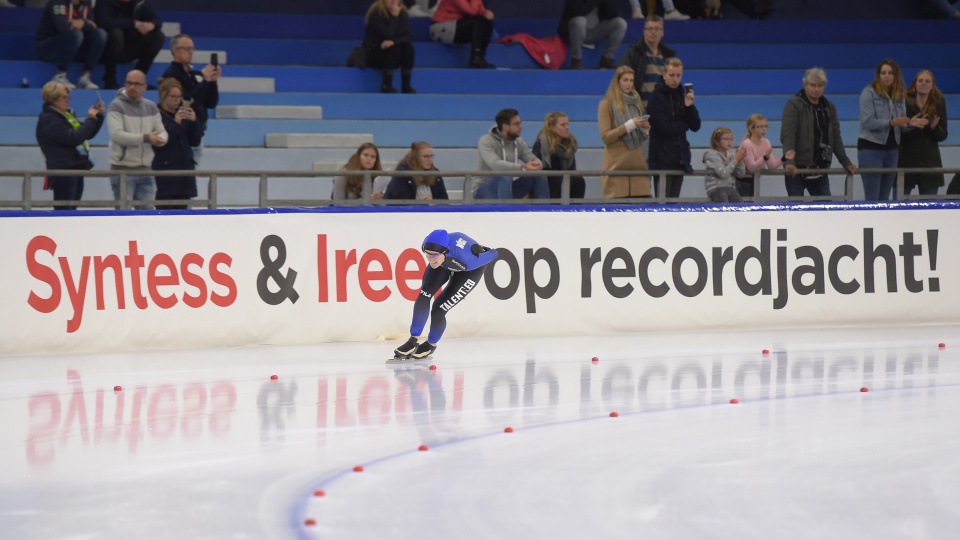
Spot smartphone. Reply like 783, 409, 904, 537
640, 114, 650, 121
210, 53, 219, 67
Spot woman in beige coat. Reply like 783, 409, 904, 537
598, 66, 651, 198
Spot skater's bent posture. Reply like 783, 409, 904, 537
393, 229, 498, 360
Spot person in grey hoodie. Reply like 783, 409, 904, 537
475, 108, 549, 200
107, 69, 166, 209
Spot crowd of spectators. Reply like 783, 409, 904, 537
22, 0, 956, 209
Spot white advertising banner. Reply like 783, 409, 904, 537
1, 204, 957, 356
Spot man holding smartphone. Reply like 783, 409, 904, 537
161, 33, 221, 164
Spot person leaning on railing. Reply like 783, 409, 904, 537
332, 142, 385, 202
532, 112, 586, 199
384, 141, 448, 200
780, 67, 857, 198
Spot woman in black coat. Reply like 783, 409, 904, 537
152, 78, 203, 209
384, 141, 448, 201
364, 0, 416, 93
35, 81, 104, 210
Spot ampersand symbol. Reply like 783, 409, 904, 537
257, 235, 299, 305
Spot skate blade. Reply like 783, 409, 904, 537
385, 355, 432, 364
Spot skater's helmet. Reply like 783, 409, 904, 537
421, 229, 450, 254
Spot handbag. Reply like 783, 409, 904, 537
346, 46, 367, 69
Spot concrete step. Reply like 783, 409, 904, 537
155, 49, 227, 66
217, 77, 275, 93
217, 105, 323, 120
313, 161, 345, 172
266, 133, 373, 148
161, 22, 182, 37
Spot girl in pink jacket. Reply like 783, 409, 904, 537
738, 113, 794, 198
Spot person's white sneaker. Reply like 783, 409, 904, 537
77, 73, 99, 90
631, 7, 645, 19
51, 72, 76, 90
664, 9, 691, 20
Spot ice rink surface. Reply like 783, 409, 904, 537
2, 326, 959, 539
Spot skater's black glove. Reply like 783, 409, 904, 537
471, 244, 491, 255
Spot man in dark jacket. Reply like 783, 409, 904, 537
780, 67, 857, 197
558, 0, 626, 70
618, 15, 675, 111
647, 57, 701, 200
95, 0, 164, 89
161, 33, 220, 162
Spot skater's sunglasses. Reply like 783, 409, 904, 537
424, 250, 443, 259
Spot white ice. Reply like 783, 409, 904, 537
1, 326, 958, 539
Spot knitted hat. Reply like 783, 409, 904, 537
421, 229, 450, 254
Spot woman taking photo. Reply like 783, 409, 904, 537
152, 78, 202, 209
384, 141, 448, 200
858, 58, 927, 200
533, 112, 585, 199
899, 70, 948, 196
35, 80, 104, 210
364, 0, 416, 93
332, 142, 385, 202
597, 66, 651, 198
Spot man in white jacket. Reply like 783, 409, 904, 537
107, 69, 166, 209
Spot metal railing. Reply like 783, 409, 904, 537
2, 166, 959, 210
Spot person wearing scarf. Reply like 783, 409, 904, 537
598, 66, 651, 198
533, 112, 586, 199
35, 80, 104, 210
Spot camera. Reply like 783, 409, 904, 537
818, 143, 833, 166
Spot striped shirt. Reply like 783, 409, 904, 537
639, 51, 666, 110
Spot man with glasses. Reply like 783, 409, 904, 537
107, 69, 167, 209
161, 34, 221, 163
95, 0, 164, 89
475, 108, 549, 200
618, 15, 675, 113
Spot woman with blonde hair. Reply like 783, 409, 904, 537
899, 70, 948, 196
532, 112, 585, 199
332, 142, 384, 201
858, 58, 927, 200
597, 66, 651, 198
35, 80, 105, 210
384, 141, 448, 200
363, 0, 416, 93
738, 113, 794, 198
